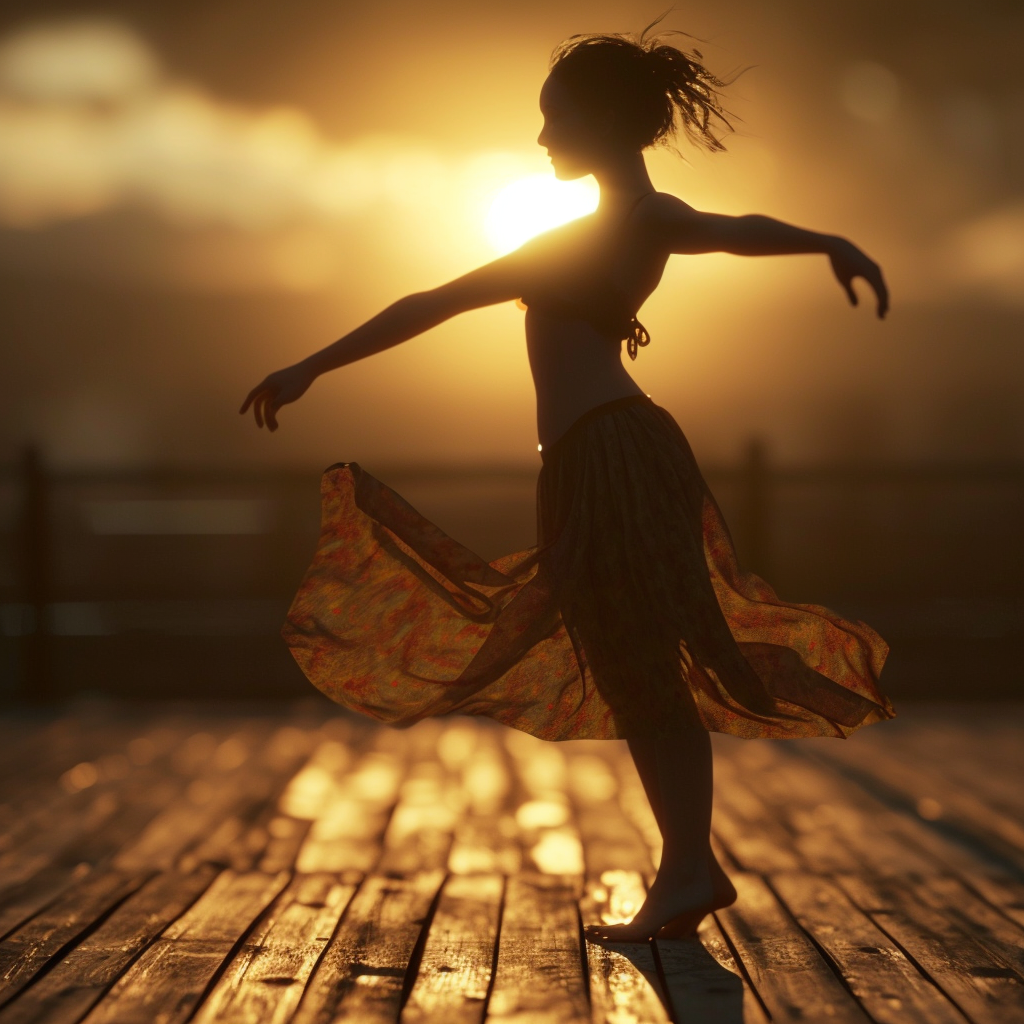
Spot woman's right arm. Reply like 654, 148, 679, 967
241, 248, 533, 430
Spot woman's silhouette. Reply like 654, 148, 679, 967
241, 20, 893, 941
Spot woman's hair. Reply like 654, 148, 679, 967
548, 13, 736, 154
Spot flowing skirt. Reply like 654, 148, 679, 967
283, 394, 893, 741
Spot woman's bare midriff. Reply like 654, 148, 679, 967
525, 306, 648, 449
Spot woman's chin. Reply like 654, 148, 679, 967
551, 162, 590, 181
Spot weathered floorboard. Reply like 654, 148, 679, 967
401, 872, 504, 1024
488, 871, 589, 1024
81, 869, 290, 1024
770, 872, 969, 1024
292, 870, 445, 1024
0, 868, 147, 1006
716, 872, 872, 1023
0, 707, 1022, 1024
193, 872, 358, 1024
0, 867, 217, 1024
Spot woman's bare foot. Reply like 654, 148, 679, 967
584, 854, 736, 942
655, 862, 737, 938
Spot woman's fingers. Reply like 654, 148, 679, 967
871, 267, 890, 319
239, 386, 260, 415
242, 385, 282, 429
265, 398, 280, 432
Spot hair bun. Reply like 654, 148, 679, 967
549, 19, 735, 153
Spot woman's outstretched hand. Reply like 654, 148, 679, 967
240, 362, 317, 431
828, 238, 889, 319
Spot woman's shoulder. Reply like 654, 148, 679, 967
632, 192, 700, 252
638, 191, 697, 224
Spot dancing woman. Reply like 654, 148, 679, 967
241, 21, 893, 941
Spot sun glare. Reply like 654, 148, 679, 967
485, 174, 599, 255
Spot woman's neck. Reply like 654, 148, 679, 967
592, 151, 657, 218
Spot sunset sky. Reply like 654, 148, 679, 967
1, 0, 1022, 470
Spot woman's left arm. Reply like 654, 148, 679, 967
654, 196, 889, 318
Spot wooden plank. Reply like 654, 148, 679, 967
580, 871, 669, 1024
755, 749, 937, 876
0, 790, 122, 898
113, 727, 282, 874
258, 816, 313, 874
654, 933, 752, 1024
811, 741, 1024, 871
958, 870, 1024, 931
0, 867, 217, 1024
709, 749, 804, 872
81, 869, 290, 1024
378, 761, 463, 876
504, 736, 585, 878
292, 870, 445, 1024
0, 868, 147, 1007
180, 729, 315, 873
838, 873, 1024, 1024
770, 872, 969, 1024
671, 917, 770, 1024
914, 874, 1024, 980
715, 872, 871, 1023
0, 741, 196, 942
192, 873, 357, 1024
845, 720, 1024, 818
0, 865, 92, 946
568, 741, 659, 1023
0, 739, 192, 941
293, 751, 404, 873
447, 739, 520, 876
487, 871, 589, 1024
574, 801, 652, 881
401, 873, 503, 1024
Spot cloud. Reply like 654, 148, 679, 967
0, 19, 537, 233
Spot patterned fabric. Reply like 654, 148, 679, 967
283, 395, 894, 742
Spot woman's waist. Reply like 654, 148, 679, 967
537, 387, 653, 454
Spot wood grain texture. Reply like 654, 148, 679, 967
0, 868, 146, 1006
0, 867, 217, 1024
0, 709, 1023, 1024
716, 872, 872, 1024
838, 873, 1024, 1024
770, 872, 969, 1024
488, 872, 589, 1024
81, 869, 289, 1024
292, 870, 445, 1024
401, 872, 503, 1024
810, 740, 1024, 872
193, 872, 357, 1024
580, 871, 669, 1024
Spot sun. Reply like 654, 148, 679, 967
485, 174, 599, 255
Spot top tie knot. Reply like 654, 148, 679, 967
626, 317, 651, 361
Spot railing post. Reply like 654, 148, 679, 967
19, 445, 54, 702
739, 437, 771, 578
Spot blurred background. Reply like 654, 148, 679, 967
0, 0, 1021, 702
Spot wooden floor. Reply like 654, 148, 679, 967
0, 703, 1022, 1024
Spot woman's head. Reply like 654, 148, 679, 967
538, 17, 734, 179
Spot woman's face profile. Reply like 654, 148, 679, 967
537, 73, 606, 180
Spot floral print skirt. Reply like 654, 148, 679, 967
283, 394, 893, 741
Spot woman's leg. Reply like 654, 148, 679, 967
587, 725, 736, 940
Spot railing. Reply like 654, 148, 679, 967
3, 445, 1023, 702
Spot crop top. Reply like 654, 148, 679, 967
516, 192, 654, 360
